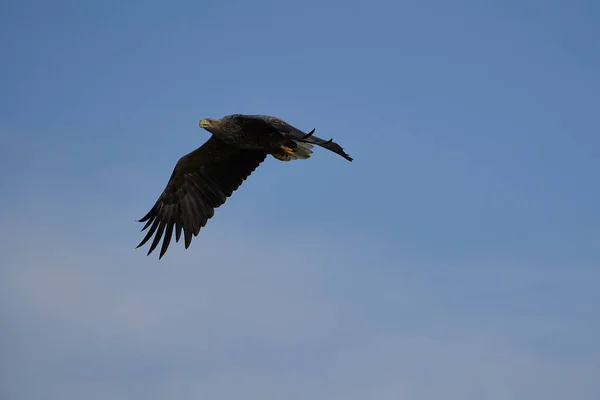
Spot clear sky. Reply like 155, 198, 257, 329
1, 0, 599, 398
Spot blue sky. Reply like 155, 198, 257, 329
1, 0, 599, 398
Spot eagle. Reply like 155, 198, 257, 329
136, 114, 353, 259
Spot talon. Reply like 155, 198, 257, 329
325, 138, 333, 144
272, 152, 290, 161
281, 145, 295, 155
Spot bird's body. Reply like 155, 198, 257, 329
137, 114, 352, 259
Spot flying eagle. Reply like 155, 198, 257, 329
136, 114, 352, 259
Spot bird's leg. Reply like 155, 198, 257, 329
280, 144, 295, 155
272, 152, 291, 161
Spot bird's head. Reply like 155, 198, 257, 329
199, 118, 215, 130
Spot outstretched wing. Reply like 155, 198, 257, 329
137, 135, 267, 259
236, 114, 353, 162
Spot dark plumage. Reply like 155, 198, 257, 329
137, 114, 352, 259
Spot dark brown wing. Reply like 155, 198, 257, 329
137, 135, 267, 259
236, 114, 353, 162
